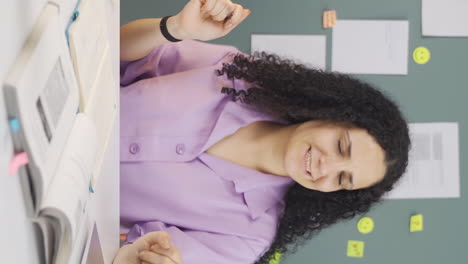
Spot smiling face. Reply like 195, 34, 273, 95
412, 46, 431, 64
283, 121, 387, 192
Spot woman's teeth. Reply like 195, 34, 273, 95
306, 149, 311, 173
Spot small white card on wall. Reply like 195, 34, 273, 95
332, 19, 409, 75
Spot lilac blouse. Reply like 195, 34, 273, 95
120, 40, 295, 264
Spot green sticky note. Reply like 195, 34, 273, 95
410, 214, 424, 232
269, 251, 282, 264
357, 216, 375, 234
413, 46, 431, 64
347, 240, 364, 258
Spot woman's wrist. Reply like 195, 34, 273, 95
165, 15, 187, 41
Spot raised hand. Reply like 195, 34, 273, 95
172, 0, 251, 41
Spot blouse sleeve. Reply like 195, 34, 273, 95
120, 40, 242, 87
124, 221, 269, 264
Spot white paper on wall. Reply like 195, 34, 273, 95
422, 0, 468, 37
384, 123, 460, 199
332, 19, 409, 75
251, 34, 326, 70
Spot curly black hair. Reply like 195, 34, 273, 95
215, 52, 411, 264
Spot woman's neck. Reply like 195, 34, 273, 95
221, 121, 297, 176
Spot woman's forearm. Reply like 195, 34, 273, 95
120, 17, 184, 61
120, 0, 250, 61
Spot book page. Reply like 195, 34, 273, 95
68, 0, 109, 110
2, 3, 79, 210
83, 48, 117, 187
41, 113, 97, 243
33, 217, 56, 264
384, 123, 460, 199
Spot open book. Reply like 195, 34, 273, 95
35, 113, 98, 264
2, 3, 98, 263
68, 0, 117, 189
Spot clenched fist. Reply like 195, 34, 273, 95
171, 0, 251, 41
113, 231, 182, 264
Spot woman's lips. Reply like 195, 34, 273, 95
304, 146, 314, 180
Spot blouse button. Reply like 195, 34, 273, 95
129, 143, 140, 154
175, 144, 185, 155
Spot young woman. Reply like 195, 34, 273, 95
115, 0, 410, 263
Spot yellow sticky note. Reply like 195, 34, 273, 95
357, 216, 375, 234
413, 46, 431, 64
347, 240, 364, 258
269, 251, 282, 264
410, 214, 424, 232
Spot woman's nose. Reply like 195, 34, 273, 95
318, 155, 347, 178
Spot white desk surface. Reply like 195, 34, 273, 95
1, 0, 119, 263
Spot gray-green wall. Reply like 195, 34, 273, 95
121, 0, 468, 263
